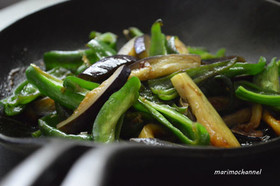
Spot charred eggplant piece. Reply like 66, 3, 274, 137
57, 65, 131, 134
134, 35, 151, 59
129, 54, 201, 81
79, 55, 136, 83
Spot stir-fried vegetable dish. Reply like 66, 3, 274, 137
1, 19, 280, 148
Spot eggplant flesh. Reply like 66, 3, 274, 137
57, 65, 131, 134
129, 54, 201, 81
117, 37, 137, 56
79, 55, 136, 83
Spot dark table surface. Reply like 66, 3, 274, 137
0, 1, 66, 179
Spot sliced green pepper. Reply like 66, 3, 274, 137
235, 57, 280, 110
188, 47, 226, 60
26, 64, 84, 110
0, 81, 38, 116
87, 39, 117, 59
92, 76, 141, 143
254, 57, 280, 92
149, 19, 167, 56
123, 27, 144, 40
89, 31, 117, 50
63, 76, 99, 94
137, 97, 210, 145
44, 49, 98, 72
38, 114, 92, 140
221, 57, 266, 78
0, 67, 72, 116
235, 85, 280, 109
44, 39, 117, 74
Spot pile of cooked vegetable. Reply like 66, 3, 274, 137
1, 19, 280, 148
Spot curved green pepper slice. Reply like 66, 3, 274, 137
137, 97, 210, 145
92, 76, 141, 143
26, 64, 84, 110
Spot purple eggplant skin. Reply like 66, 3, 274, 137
134, 34, 150, 59
78, 55, 137, 83
57, 65, 131, 134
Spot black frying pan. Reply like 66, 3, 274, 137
0, 0, 280, 184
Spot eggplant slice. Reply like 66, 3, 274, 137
79, 55, 136, 83
129, 54, 201, 81
57, 65, 131, 134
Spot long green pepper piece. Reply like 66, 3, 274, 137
44, 50, 93, 72
149, 19, 167, 56
0, 67, 72, 116
235, 57, 280, 110
26, 64, 84, 110
93, 76, 141, 143
63, 76, 99, 94
137, 97, 210, 145
39, 118, 92, 141
254, 57, 280, 92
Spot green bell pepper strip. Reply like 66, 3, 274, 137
63, 76, 99, 94
123, 27, 144, 40
0, 81, 38, 116
235, 85, 280, 109
89, 31, 117, 49
220, 60, 266, 78
149, 19, 167, 56
187, 47, 226, 60
0, 67, 72, 116
38, 115, 92, 140
87, 39, 117, 59
44, 39, 117, 74
74, 39, 118, 74
254, 57, 280, 92
234, 80, 279, 95
127, 27, 144, 37
44, 49, 98, 72
26, 64, 84, 110
190, 57, 236, 84
235, 57, 280, 110
137, 97, 210, 145
92, 76, 141, 143
156, 88, 178, 101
